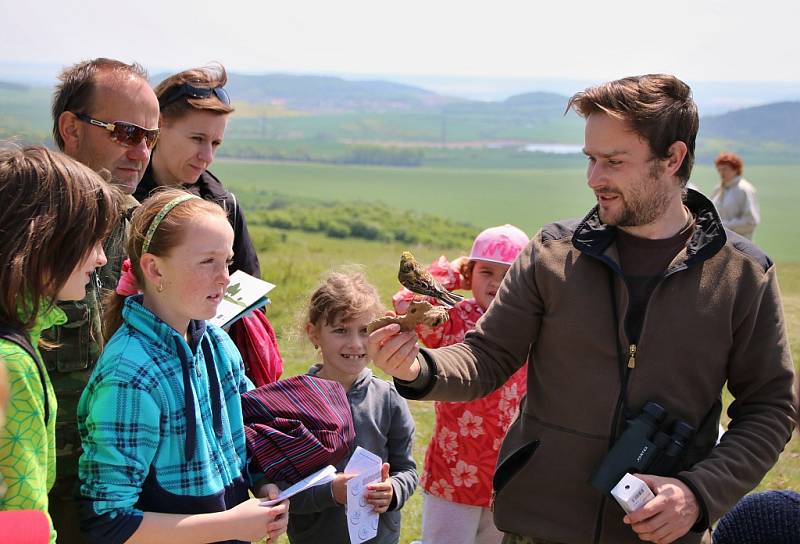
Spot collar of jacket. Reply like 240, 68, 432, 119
15, 296, 67, 345
135, 163, 227, 204
721, 175, 743, 189
121, 294, 225, 461
571, 188, 727, 273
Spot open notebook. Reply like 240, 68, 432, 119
209, 270, 276, 329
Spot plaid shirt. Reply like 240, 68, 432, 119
77, 295, 253, 544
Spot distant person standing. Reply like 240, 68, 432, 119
710, 152, 760, 240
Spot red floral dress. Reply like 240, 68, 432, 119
393, 256, 527, 507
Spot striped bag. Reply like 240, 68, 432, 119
241, 375, 355, 484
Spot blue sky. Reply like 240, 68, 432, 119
1, 0, 798, 83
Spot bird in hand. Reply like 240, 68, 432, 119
398, 251, 464, 308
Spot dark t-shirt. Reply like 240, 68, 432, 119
616, 216, 695, 343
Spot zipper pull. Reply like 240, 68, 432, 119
627, 344, 637, 369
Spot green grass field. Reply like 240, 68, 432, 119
230, 158, 798, 542
217, 159, 800, 262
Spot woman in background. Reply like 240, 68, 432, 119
136, 65, 284, 387
134, 63, 260, 277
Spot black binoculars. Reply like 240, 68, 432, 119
590, 402, 694, 494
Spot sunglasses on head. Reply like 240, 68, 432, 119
158, 83, 231, 108
74, 113, 160, 149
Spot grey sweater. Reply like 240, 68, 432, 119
287, 365, 418, 544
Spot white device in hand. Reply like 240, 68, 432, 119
610, 473, 655, 514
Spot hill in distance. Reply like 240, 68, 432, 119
696, 101, 800, 161
1, 72, 798, 160
701, 101, 800, 146
152, 72, 466, 113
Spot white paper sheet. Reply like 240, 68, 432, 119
259, 464, 336, 506
345, 446, 383, 544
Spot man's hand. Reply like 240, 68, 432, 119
624, 474, 700, 543
367, 324, 421, 382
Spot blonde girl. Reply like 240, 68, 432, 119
77, 188, 287, 544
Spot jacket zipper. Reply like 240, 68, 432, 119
627, 344, 637, 368
593, 268, 633, 544
594, 363, 634, 543
592, 264, 680, 542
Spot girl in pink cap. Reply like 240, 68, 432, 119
393, 224, 529, 544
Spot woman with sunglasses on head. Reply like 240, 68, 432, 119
134, 64, 260, 278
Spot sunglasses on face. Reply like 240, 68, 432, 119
158, 83, 231, 108
74, 113, 160, 149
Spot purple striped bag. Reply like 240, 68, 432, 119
241, 375, 355, 484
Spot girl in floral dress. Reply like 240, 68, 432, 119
393, 224, 529, 544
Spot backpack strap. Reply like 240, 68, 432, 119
0, 324, 50, 426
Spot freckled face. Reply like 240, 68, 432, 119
154, 214, 234, 327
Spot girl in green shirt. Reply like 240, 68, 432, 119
0, 146, 117, 543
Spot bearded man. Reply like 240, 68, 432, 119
369, 74, 796, 544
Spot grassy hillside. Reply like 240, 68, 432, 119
701, 101, 800, 144
697, 101, 800, 161
0, 84, 53, 142
151, 72, 463, 112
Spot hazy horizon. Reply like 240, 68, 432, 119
2, 60, 798, 115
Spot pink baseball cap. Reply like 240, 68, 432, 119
469, 224, 529, 265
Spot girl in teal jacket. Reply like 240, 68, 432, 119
78, 189, 289, 544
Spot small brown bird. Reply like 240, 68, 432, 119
398, 251, 464, 308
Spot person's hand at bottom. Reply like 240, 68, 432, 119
623, 474, 700, 544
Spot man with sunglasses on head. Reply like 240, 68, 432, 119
44, 57, 160, 543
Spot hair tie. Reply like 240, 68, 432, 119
142, 194, 199, 254
115, 258, 139, 296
